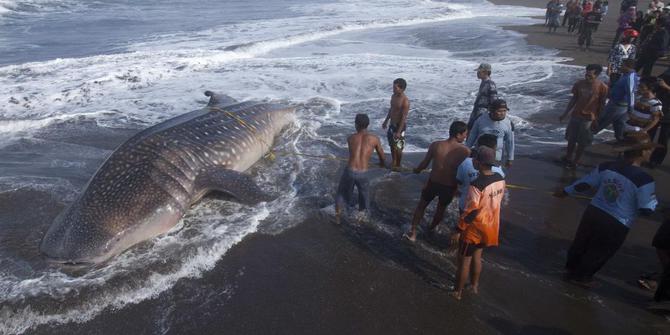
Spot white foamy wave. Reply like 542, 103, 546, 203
0, 201, 270, 335
0, 0, 79, 18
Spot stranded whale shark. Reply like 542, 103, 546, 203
40, 91, 295, 264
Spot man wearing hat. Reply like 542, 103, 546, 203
467, 63, 498, 131
555, 132, 659, 287
466, 98, 515, 168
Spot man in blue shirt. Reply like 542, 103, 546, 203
555, 132, 658, 287
594, 58, 639, 142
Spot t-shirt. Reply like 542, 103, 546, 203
570, 79, 609, 120
457, 173, 506, 246
610, 71, 639, 107
625, 95, 663, 132
466, 114, 515, 163
564, 161, 657, 227
455, 157, 505, 211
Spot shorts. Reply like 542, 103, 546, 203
387, 124, 406, 150
653, 220, 670, 250
459, 241, 485, 257
565, 118, 594, 147
336, 167, 370, 211
420, 180, 456, 206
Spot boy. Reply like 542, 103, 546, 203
335, 114, 386, 224
403, 121, 470, 242
623, 76, 663, 136
450, 146, 506, 300
382, 78, 410, 170
455, 134, 505, 214
559, 64, 609, 168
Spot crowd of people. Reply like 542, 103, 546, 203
333, 31, 669, 307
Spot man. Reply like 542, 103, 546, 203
382, 78, 410, 170
650, 70, 670, 167
559, 64, 609, 168
403, 121, 470, 242
555, 133, 658, 287
594, 58, 639, 142
335, 114, 386, 224
467, 63, 498, 130
456, 134, 505, 214
636, 17, 669, 77
450, 146, 506, 300
466, 99, 514, 168
578, 9, 603, 49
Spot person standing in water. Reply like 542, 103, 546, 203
403, 121, 470, 242
382, 78, 410, 170
335, 114, 386, 224
467, 63, 498, 131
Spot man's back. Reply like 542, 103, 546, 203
428, 140, 469, 186
348, 132, 381, 171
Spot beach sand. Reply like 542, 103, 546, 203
32, 1, 670, 334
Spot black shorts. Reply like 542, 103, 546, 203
421, 180, 456, 206
653, 220, 670, 250
459, 241, 485, 257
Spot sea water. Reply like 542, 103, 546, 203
0, 0, 584, 333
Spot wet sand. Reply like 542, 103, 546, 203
31, 1, 670, 334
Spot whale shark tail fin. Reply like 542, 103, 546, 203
205, 91, 238, 108
193, 168, 274, 205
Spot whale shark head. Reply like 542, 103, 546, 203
39, 181, 183, 265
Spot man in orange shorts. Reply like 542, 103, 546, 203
450, 146, 506, 300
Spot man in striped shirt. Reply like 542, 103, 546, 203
555, 133, 659, 287
624, 76, 663, 135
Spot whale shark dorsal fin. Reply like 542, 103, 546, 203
204, 91, 238, 108
193, 168, 272, 205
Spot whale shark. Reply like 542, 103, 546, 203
39, 91, 295, 264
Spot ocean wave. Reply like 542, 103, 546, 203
0, 0, 80, 18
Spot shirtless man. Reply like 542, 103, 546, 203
382, 78, 410, 170
403, 121, 470, 242
335, 114, 386, 224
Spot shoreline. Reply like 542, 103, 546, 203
488, 0, 670, 72
26, 1, 670, 334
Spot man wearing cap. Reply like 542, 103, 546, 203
555, 132, 659, 287
450, 145, 506, 300
466, 99, 514, 168
559, 64, 609, 169
467, 63, 498, 131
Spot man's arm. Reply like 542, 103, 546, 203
627, 74, 636, 111
504, 122, 514, 167
466, 119, 480, 148
559, 88, 578, 122
563, 165, 602, 195
414, 143, 434, 173
488, 81, 498, 103
395, 97, 409, 138
374, 137, 386, 168
382, 106, 391, 130
637, 181, 658, 216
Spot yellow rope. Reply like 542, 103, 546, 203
207, 106, 591, 200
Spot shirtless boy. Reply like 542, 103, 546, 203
335, 114, 386, 224
382, 78, 410, 170
403, 121, 470, 242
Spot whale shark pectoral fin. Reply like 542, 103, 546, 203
194, 168, 272, 205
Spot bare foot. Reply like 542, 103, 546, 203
401, 232, 416, 243
470, 285, 479, 295
449, 290, 462, 300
